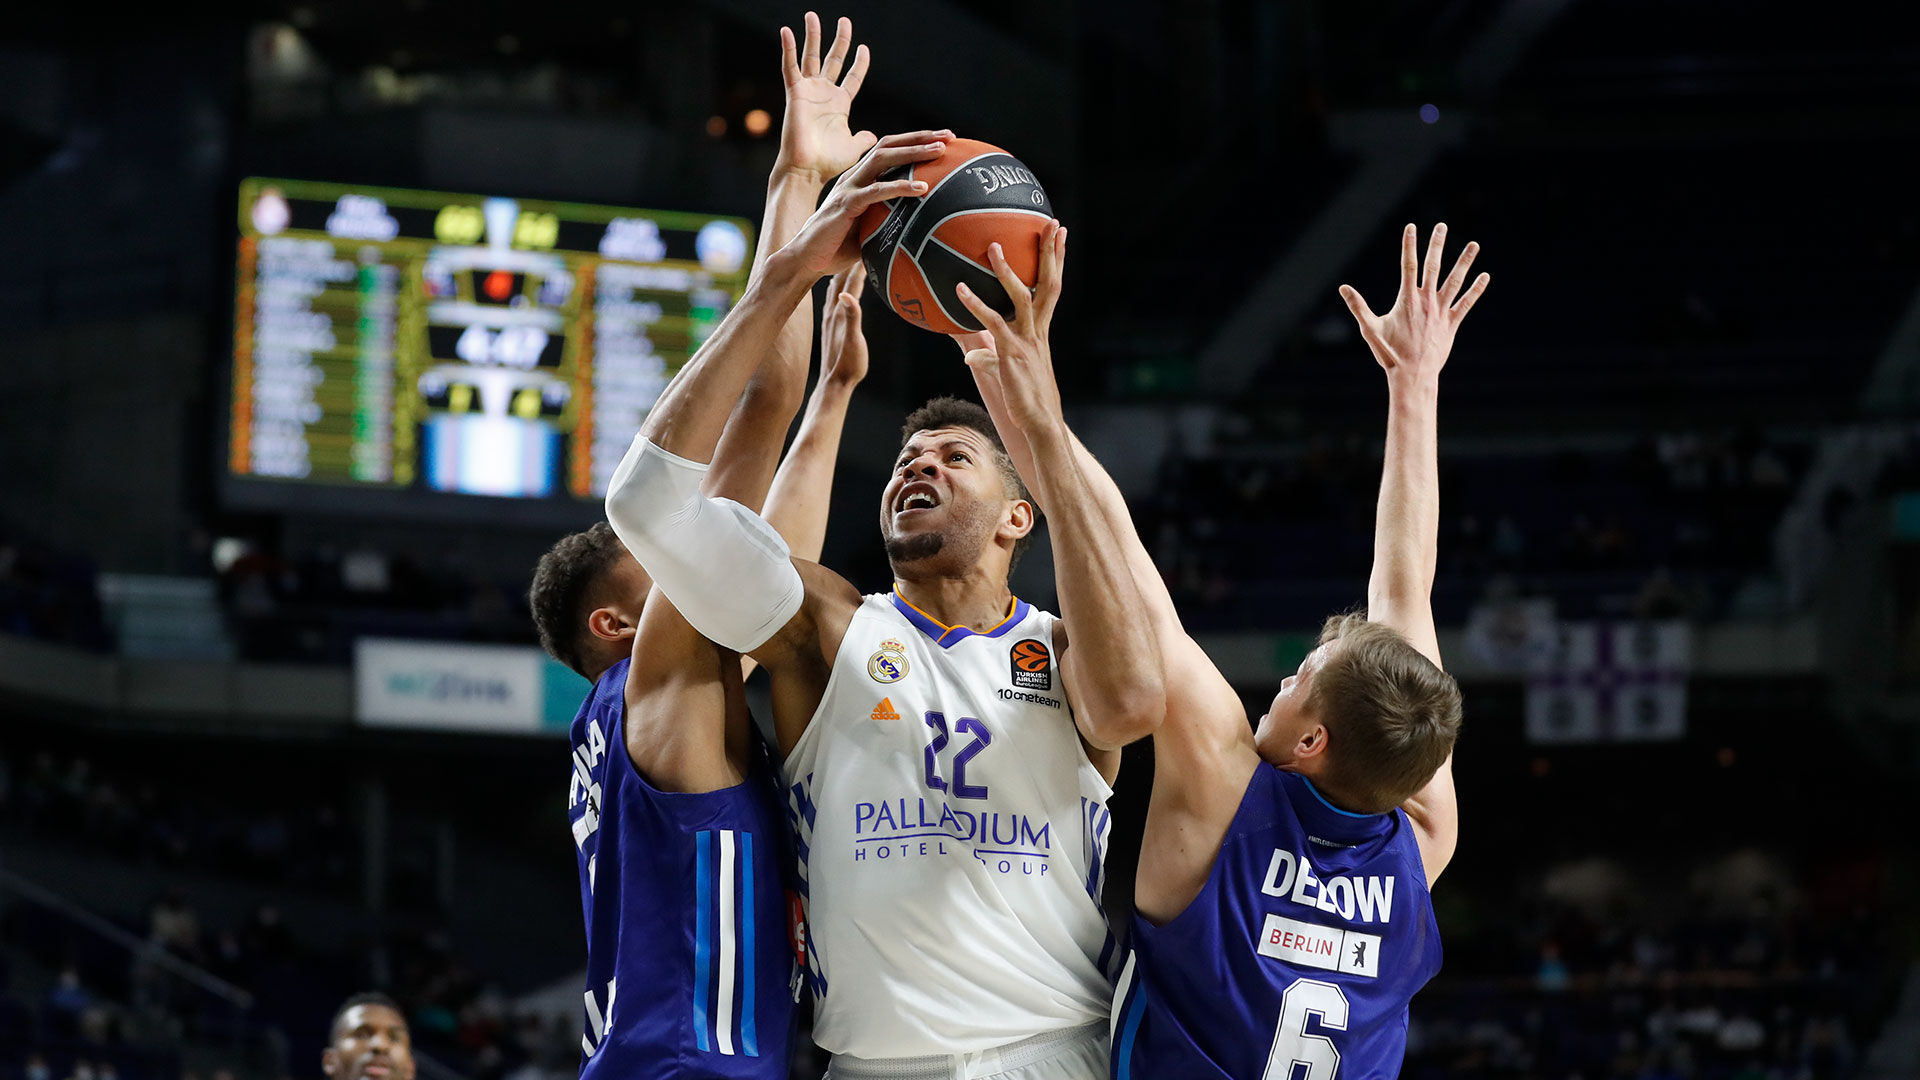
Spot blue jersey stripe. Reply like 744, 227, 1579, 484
740, 831, 759, 1057
693, 830, 713, 1053
1115, 965, 1148, 1080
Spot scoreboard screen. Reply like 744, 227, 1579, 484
226, 178, 753, 513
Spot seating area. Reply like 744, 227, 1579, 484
1405, 849, 1900, 1080
0, 524, 110, 653
1142, 429, 1807, 630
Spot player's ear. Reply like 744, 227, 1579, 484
1000, 498, 1035, 542
586, 604, 638, 644
321, 1049, 341, 1080
1295, 723, 1329, 761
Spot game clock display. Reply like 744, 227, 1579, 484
228, 178, 753, 505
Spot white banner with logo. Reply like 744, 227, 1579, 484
354, 638, 588, 733
1524, 620, 1691, 744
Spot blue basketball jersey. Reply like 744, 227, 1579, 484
566, 657, 798, 1080
1112, 767, 1442, 1080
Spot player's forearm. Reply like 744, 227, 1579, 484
1025, 422, 1165, 743
1368, 377, 1443, 660
702, 173, 825, 508
750, 170, 828, 403
763, 374, 857, 563
637, 249, 817, 464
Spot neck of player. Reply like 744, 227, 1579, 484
894, 570, 1017, 633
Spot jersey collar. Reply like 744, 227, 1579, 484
1283, 771, 1395, 846
891, 588, 1030, 650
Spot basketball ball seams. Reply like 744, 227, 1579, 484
902, 153, 1049, 257
917, 242, 978, 332
920, 208, 1056, 269
925, 234, 996, 280
858, 138, 1052, 337
860, 163, 916, 302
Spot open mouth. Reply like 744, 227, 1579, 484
893, 482, 941, 517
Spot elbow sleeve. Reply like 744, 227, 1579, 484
604, 434, 805, 653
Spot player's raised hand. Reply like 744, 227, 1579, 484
820, 265, 869, 387
777, 12, 876, 183
782, 129, 949, 276
1339, 223, 1489, 384
956, 222, 1068, 439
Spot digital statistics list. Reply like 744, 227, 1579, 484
230, 178, 753, 501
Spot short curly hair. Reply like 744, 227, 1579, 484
900, 397, 1035, 570
529, 522, 629, 678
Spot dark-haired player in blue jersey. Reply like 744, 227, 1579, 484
527, 13, 881, 1078
965, 222, 1489, 1079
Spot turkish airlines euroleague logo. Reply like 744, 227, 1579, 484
1010, 638, 1052, 691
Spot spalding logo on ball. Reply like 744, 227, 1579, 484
858, 138, 1053, 335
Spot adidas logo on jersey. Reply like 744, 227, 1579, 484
870, 698, 901, 722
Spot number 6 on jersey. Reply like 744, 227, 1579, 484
1265, 979, 1350, 1080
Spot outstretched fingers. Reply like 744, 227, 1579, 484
1338, 284, 1387, 354
821, 15, 852, 82
840, 43, 870, 99
1451, 272, 1491, 321
1421, 222, 1448, 292
1399, 223, 1419, 299
779, 25, 800, 86
800, 11, 822, 78
1438, 241, 1480, 308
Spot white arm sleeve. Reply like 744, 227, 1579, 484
603, 434, 806, 653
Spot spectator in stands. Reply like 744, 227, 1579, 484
322, 993, 414, 1080
43, 966, 92, 1035
148, 891, 201, 962
22, 1053, 50, 1080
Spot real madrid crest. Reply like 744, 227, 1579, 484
868, 638, 910, 684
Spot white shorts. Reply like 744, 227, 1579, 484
823, 1023, 1108, 1080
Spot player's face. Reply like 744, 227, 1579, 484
880, 427, 1013, 567
322, 1005, 415, 1080
1254, 641, 1336, 766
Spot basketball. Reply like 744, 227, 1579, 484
857, 137, 1054, 335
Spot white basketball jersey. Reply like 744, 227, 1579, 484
783, 591, 1117, 1059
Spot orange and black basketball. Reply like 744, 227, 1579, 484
857, 138, 1053, 335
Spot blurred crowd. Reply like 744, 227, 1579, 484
0, 896, 578, 1080
0, 752, 352, 896
1146, 429, 1807, 629
202, 534, 530, 665
1405, 853, 1897, 1080
5, 839, 1899, 1080
0, 524, 109, 652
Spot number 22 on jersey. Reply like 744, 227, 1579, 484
921, 711, 992, 799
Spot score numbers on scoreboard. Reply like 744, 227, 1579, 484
229, 178, 753, 504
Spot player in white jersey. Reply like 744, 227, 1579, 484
599, 140, 1165, 1077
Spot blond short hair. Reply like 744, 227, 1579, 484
1304, 613, 1463, 814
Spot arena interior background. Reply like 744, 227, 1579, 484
1, 2, 1917, 1078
